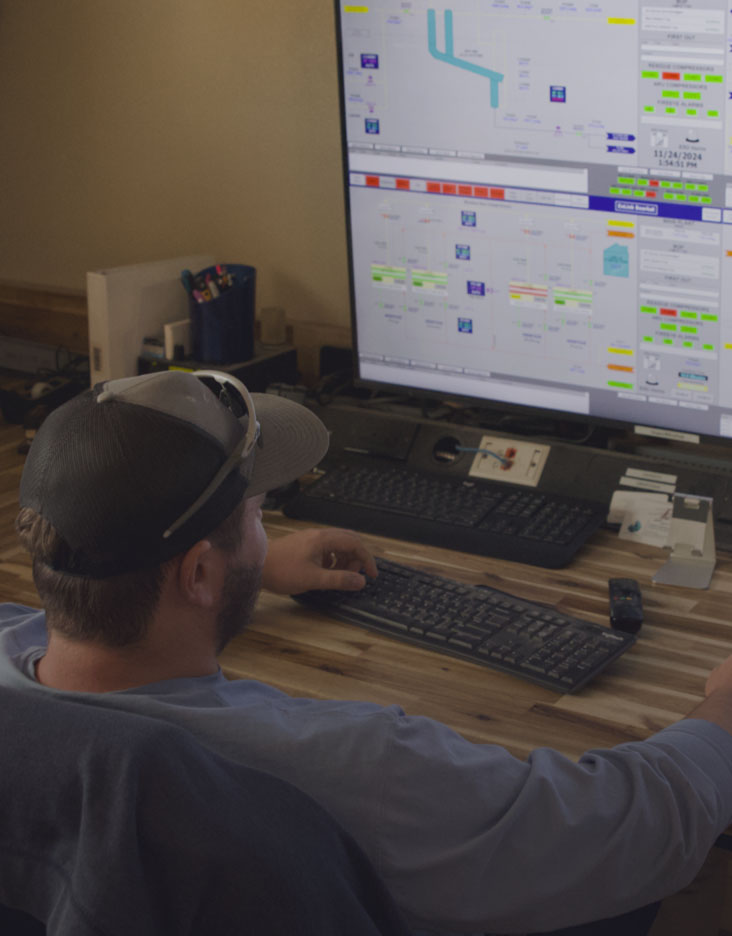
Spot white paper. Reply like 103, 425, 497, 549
608, 490, 673, 548
625, 467, 678, 485
618, 477, 677, 494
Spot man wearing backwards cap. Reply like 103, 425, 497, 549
1, 370, 732, 935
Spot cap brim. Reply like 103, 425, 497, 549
246, 394, 329, 497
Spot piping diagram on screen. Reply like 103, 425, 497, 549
427, 8, 504, 108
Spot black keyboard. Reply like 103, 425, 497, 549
284, 459, 606, 568
295, 558, 635, 693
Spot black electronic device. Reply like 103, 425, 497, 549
608, 578, 644, 635
284, 458, 606, 568
294, 557, 635, 693
334, 5, 732, 450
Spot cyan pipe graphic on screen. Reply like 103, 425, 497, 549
427, 9, 504, 108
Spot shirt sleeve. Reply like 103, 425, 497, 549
375, 713, 732, 933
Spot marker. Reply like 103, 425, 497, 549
205, 273, 220, 298
181, 269, 196, 294
216, 264, 232, 289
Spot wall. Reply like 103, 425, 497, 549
0, 0, 351, 328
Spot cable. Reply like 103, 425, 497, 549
455, 445, 510, 466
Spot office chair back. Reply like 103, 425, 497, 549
0, 686, 410, 936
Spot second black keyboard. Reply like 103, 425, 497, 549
284, 459, 606, 568
294, 557, 635, 693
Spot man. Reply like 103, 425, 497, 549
1, 369, 732, 936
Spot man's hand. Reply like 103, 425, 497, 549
682, 656, 732, 739
706, 655, 732, 697
261, 528, 378, 595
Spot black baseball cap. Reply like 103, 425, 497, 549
19, 370, 329, 578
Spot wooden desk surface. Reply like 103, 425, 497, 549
220, 513, 732, 763
1, 419, 730, 763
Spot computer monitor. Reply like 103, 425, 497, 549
335, 1, 732, 443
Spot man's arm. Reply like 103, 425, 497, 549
689, 687, 732, 736
684, 658, 732, 736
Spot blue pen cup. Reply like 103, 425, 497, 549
189, 264, 256, 364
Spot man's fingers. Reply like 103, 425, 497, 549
321, 569, 367, 591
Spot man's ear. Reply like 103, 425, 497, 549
176, 539, 220, 608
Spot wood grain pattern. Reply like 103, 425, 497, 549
0, 281, 88, 355
221, 516, 732, 761
1, 415, 730, 762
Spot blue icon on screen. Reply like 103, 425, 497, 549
550, 85, 566, 103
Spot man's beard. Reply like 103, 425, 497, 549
215, 561, 262, 653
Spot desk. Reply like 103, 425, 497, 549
1, 407, 730, 761
220, 512, 732, 762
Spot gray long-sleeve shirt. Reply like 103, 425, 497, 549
2, 603, 732, 935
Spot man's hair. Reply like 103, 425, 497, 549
15, 499, 247, 647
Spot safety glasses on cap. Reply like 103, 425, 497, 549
162, 370, 261, 539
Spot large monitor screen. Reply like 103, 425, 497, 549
336, 0, 732, 440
